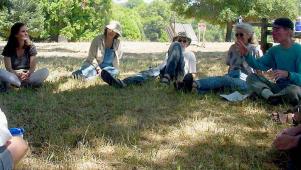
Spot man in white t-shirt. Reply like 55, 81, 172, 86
100, 32, 197, 88
0, 108, 28, 169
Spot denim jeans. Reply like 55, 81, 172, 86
79, 63, 98, 79
195, 71, 248, 94
161, 42, 185, 81
99, 48, 119, 77
122, 67, 160, 85
0, 68, 49, 87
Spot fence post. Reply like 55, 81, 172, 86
261, 18, 268, 53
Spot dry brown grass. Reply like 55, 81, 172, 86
0, 42, 289, 169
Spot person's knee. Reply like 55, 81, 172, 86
171, 42, 181, 49
169, 42, 182, 54
286, 85, 301, 105
7, 76, 21, 87
6, 137, 28, 165
40, 68, 49, 79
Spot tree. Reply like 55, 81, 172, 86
0, 0, 45, 39
0, 0, 10, 9
172, 0, 299, 42
111, 4, 143, 40
40, 0, 112, 41
136, 0, 172, 41
126, 0, 144, 8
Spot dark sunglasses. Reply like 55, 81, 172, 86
178, 39, 187, 43
235, 33, 244, 37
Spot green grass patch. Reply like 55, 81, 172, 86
0, 50, 288, 169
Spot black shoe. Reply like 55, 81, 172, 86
182, 73, 193, 92
174, 73, 193, 93
101, 70, 125, 88
174, 81, 185, 91
268, 95, 283, 105
0, 81, 8, 93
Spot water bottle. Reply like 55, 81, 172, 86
9, 128, 25, 138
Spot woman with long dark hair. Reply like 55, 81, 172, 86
0, 22, 49, 92
72, 21, 122, 81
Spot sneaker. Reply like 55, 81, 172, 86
268, 95, 283, 105
101, 70, 126, 88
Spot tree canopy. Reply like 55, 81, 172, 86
172, 0, 299, 41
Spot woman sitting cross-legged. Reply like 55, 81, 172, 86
175, 23, 262, 94
0, 22, 49, 92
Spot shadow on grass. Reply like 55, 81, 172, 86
38, 47, 80, 53
0, 50, 283, 169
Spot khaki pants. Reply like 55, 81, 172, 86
0, 68, 49, 87
246, 73, 301, 105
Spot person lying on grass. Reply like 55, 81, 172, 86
237, 18, 301, 106
72, 21, 123, 81
174, 23, 262, 94
100, 32, 197, 88
0, 108, 28, 170
0, 22, 49, 92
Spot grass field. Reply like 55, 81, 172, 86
0, 42, 291, 169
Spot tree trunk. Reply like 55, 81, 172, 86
225, 21, 233, 42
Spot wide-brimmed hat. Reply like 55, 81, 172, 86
106, 21, 122, 36
172, 32, 192, 45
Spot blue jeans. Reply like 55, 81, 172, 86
195, 71, 249, 94
161, 42, 185, 80
80, 63, 98, 79
122, 67, 160, 85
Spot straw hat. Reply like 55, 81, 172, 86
172, 32, 192, 46
106, 21, 122, 36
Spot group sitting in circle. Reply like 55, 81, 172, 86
1, 17, 301, 169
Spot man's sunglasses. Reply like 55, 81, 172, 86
235, 33, 244, 37
178, 39, 187, 43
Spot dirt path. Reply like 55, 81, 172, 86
0, 41, 232, 58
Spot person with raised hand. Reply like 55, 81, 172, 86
237, 18, 301, 105
175, 23, 262, 94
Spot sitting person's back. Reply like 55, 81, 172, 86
0, 108, 28, 169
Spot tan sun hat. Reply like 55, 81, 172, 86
172, 32, 192, 46
106, 21, 122, 36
